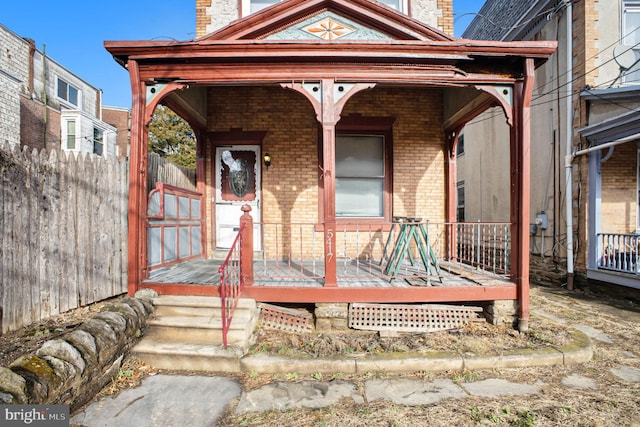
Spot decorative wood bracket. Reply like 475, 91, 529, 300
144, 82, 189, 126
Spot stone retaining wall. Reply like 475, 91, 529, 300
0, 297, 153, 411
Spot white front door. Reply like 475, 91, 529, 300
215, 146, 262, 249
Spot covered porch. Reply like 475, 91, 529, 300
105, 0, 555, 330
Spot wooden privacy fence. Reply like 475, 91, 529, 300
0, 143, 129, 334
147, 153, 196, 192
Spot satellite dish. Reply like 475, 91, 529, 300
613, 44, 640, 70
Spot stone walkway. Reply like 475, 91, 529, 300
70, 288, 640, 427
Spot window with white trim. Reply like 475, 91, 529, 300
93, 127, 104, 156
622, 1, 640, 84
457, 181, 465, 222
335, 135, 386, 217
242, 0, 407, 16
56, 77, 79, 107
456, 132, 465, 157
66, 120, 76, 150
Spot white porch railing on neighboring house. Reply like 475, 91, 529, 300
597, 233, 640, 275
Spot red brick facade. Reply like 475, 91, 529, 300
204, 85, 446, 257
19, 95, 60, 152
601, 142, 638, 234
102, 107, 130, 159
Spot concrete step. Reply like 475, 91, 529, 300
132, 340, 244, 373
145, 312, 258, 346
133, 296, 259, 370
152, 295, 256, 318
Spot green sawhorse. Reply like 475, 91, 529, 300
381, 216, 440, 282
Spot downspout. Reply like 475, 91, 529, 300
564, 0, 574, 290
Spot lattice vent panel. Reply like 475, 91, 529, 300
258, 303, 313, 333
349, 303, 484, 333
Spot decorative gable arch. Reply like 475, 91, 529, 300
198, 0, 453, 42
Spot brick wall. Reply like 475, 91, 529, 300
205, 85, 446, 257
19, 96, 60, 152
196, 0, 212, 38
436, 0, 453, 36
102, 107, 130, 159
601, 142, 637, 234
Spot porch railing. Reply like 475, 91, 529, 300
253, 221, 511, 281
451, 222, 511, 275
218, 222, 245, 348
597, 233, 640, 275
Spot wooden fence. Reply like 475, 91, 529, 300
0, 143, 129, 334
147, 153, 196, 192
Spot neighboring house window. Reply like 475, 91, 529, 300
93, 127, 104, 156
456, 132, 465, 157
243, 0, 279, 15
622, 1, 640, 84
335, 135, 385, 217
66, 120, 76, 150
242, 0, 407, 16
457, 181, 465, 222
57, 77, 79, 107
378, 0, 407, 12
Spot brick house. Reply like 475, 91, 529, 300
462, 0, 640, 291
0, 23, 125, 158
105, 0, 555, 331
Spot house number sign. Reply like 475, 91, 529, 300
326, 229, 334, 261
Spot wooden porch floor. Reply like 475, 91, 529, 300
145, 257, 512, 288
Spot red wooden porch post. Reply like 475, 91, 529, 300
321, 79, 338, 287
126, 59, 147, 296
510, 58, 534, 331
240, 204, 254, 286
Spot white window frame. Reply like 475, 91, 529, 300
56, 77, 80, 108
622, 1, 640, 84
93, 127, 104, 156
65, 119, 76, 150
335, 134, 386, 218
241, 0, 408, 17
457, 180, 465, 222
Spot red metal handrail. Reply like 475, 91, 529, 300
218, 222, 245, 348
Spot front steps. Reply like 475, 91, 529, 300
133, 295, 258, 372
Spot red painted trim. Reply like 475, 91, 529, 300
138, 282, 517, 303
516, 58, 535, 328
242, 284, 517, 303
127, 59, 145, 296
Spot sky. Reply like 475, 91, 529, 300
1, 1, 482, 109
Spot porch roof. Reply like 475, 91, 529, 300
104, 0, 555, 85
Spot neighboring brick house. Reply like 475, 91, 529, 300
106, 0, 555, 330
462, 0, 640, 291
102, 106, 131, 159
0, 23, 123, 157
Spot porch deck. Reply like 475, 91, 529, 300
145, 257, 512, 288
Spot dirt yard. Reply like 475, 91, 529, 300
2, 285, 640, 426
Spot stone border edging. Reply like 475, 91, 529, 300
0, 297, 154, 411
239, 329, 592, 375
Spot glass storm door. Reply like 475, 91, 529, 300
215, 146, 262, 249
